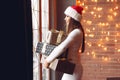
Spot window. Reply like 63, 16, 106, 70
32, 0, 50, 80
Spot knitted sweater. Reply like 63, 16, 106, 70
46, 28, 83, 80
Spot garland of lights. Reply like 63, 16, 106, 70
76, 0, 120, 63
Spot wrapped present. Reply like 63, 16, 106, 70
56, 31, 67, 45
46, 30, 59, 45
36, 42, 56, 56
36, 29, 76, 74
49, 59, 75, 74
36, 42, 67, 58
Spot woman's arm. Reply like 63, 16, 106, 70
45, 29, 81, 63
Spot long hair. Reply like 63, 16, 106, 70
71, 18, 85, 53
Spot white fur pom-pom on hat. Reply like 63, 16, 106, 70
64, 5, 83, 22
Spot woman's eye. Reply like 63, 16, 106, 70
66, 15, 69, 17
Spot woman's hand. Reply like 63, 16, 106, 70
43, 60, 50, 69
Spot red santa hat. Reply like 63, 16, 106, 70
64, 5, 83, 22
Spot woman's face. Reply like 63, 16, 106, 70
64, 15, 71, 34
64, 15, 71, 26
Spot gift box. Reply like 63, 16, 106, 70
56, 31, 67, 45
46, 30, 59, 45
49, 59, 75, 74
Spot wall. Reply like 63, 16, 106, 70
80, 0, 120, 80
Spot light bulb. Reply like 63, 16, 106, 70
118, 49, 120, 52
113, 12, 117, 16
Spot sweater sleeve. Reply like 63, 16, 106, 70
46, 29, 81, 63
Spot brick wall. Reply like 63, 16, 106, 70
79, 0, 120, 80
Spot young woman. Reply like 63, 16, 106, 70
44, 5, 85, 80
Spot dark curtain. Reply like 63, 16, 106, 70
0, 0, 33, 80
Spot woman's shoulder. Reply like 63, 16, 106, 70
68, 28, 82, 37
71, 28, 82, 34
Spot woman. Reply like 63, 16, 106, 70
44, 5, 85, 80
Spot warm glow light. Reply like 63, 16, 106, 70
79, 49, 81, 53
114, 6, 119, 10
90, 11, 94, 15
76, 0, 120, 62
115, 24, 120, 28
102, 56, 110, 62
87, 52, 90, 55
100, 38, 103, 41
106, 23, 109, 26
115, 0, 118, 2
102, 23, 105, 26
93, 54, 96, 58
107, 15, 113, 21
97, 7, 102, 11
86, 29, 90, 32
92, 28, 95, 30
85, 34, 87, 37
104, 47, 107, 51
85, 6, 88, 9
113, 12, 117, 16
111, 0, 114, 2
114, 39, 117, 42
117, 59, 120, 63
87, 42, 92, 47
91, 51, 95, 54
93, 14, 97, 18
107, 32, 110, 35
104, 57, 108, 61
93, 7, 97, 10
118, 49, 120, 52
98, 22, 109, 26
77, 0, 85, 6
89, 34, 94, 37
83, 20, 86, 23
82, 10, 86, 13
105, 37, 109, 41
86, 20, 92, 25
91, 0, 98, 2
107, 0, 117, 2
98, 22, 102, 26
81, 2, 85, 6
109, 8, 113, 12
95, 0, 98, 2
77, 1, 81, 4
98, 44, 101, 47
98, 15, 102, 18
116, 32, 119, 36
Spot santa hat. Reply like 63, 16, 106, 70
64, 5, 83, 22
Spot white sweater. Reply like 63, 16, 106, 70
46, 28, 83, 80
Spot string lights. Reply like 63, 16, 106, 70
76, 0, 120, 62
